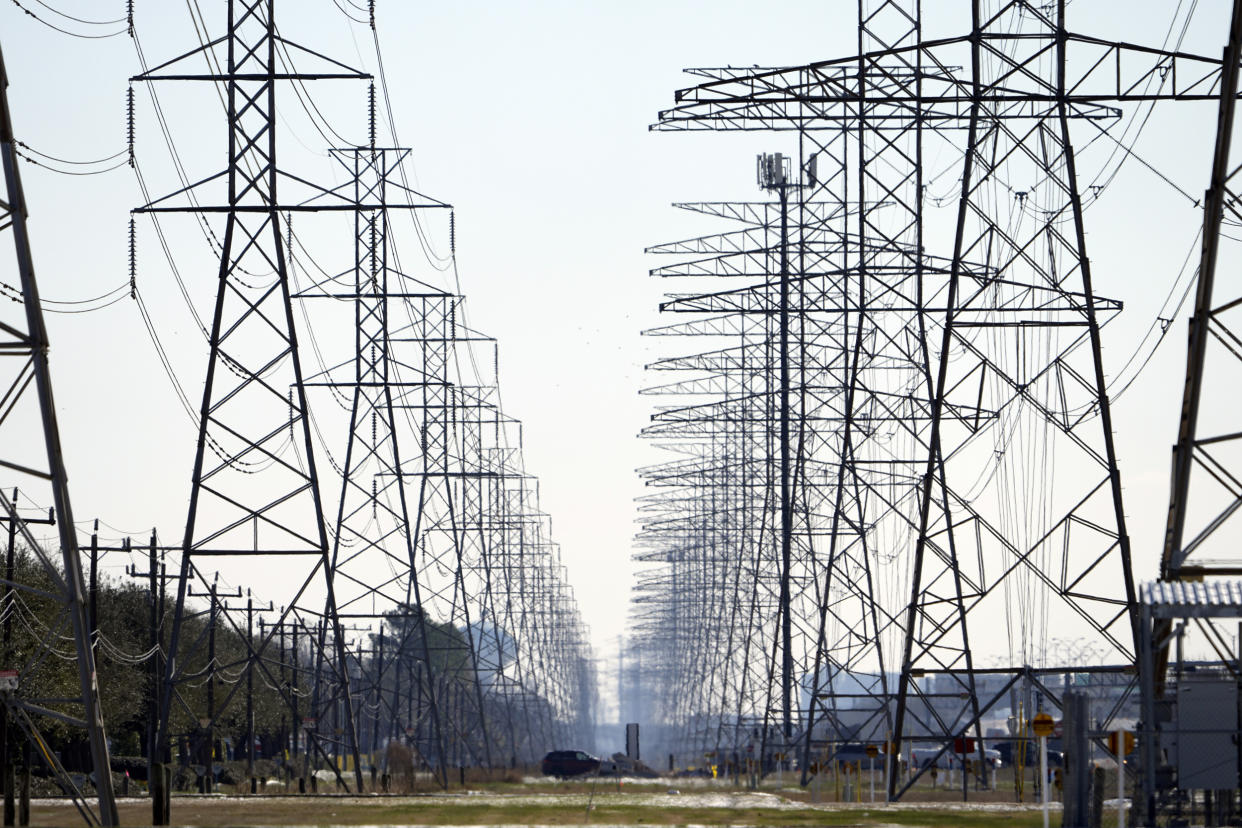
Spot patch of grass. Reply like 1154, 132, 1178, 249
26, 784, 1058, 828
30, 792, 1054, 827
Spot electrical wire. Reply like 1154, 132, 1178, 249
14, 149, 128, 176
30, 0, 124, 25
16, 141, 127, 166
0, 278, 130, 312
7, 0, 126, 38
331, 0, 367, 26
42, 293, 130, 314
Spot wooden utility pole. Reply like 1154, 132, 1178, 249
205, 576, 217, 794
0, 493, 51, 828
247, 590, 256, 793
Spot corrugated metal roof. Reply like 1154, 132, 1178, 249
1142, 580, 1242, 612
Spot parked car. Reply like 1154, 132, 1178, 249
990, 739, 1063, 768
541, 750, 616, 778
910, 746, 1001, 770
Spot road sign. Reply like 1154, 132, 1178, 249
1036, 722, 1053, 828
1107, 730, 1135, 756
865, 744, 879, 758
0, 670, 18, 691
953, 737, 975, 754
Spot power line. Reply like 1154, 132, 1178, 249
7, 0, 126, 38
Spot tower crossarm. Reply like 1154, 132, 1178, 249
654, 36, 1224, 132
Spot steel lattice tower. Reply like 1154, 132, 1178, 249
132, 0, 373, 790
637, 188, 863, 763
1136, 0, 1242, 819
394, 295, 500, 767
637, 0, 1232, 795
0, 44, 118, 828
305, 151, 596, 767
1157, 0, 1242, 604
301, 145, 456, 782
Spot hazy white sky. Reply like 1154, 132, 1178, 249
0, 0, 1236, 696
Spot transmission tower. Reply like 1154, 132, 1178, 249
123, 0, 598, 787
300, 144, 456, 782
638, 173, 876, 762
300, 145, 595, 768
1138, 0, 1242, 819
0, 44, 118, 826
1157, 0, 1242, 603
641, 0, 1229, 797
131, 0, 373, 792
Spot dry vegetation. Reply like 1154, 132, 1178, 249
28, 779, 1059, 827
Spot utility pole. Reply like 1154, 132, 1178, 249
145, 533, 164, 822
372, 632, 383, 783
247, 590, 255, 793
147, 537, 158, 762
758, 153, 796, 745
277, 616, 287, 776
1, 489, 14, 828
206, 576, 218, 794
292, 619, 301, 790
88, 523, 98, 642
750, 150, 801, 752
0, 492, 50, 828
